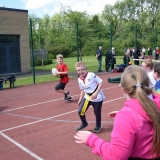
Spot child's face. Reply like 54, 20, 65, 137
76, 66, 87, 78
56, 57, 63, 64
141, 62, 150, 72
153, 71, 158, 80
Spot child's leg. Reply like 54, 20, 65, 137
55, 82, 71, 100
91, 101, 103, 132
76, 98, 90, 131
92, 101, 103, 127
55, 82, 66, 94
78, 98, 90, 123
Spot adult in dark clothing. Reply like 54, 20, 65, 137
123, 52, 130, 66
111, 47, 116, 70
133, 46, 141, 65
148, 47, 152, 57
96, 46, 103, 72
105, 48, 112, 72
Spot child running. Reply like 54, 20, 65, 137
74, 65, 160, 160
54, 54, 72, 101
75, 61, 105, 133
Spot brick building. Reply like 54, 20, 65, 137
0, 7, 30, 75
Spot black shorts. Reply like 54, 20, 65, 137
55, 82, 66, 90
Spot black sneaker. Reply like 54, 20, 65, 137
75, 123, 88, 131
64, 92, 70, 100
65, 96, 72, 101
93, 126, 102, 133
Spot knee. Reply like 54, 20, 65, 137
55, 86, 59, 91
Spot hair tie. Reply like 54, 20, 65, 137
136, 84, 141, 88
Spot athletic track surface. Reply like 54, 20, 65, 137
0, 72, 125, 160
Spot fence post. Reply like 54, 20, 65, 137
76, 22, 79, 62
30, 18, 35, 84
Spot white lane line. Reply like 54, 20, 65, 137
103, 96, 124, 103
3, 86, 120, 113
3, 94, 80, 113
0, 110, 77, 132
3, 112, 114, 124
0, 132, 43, 160
1, 96, 123, 133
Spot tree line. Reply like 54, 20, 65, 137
29, 0, 160, 58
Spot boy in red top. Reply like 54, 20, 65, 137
54, 54, 72, 101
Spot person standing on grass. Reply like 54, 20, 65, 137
75, 61, 105, 133
111, 47, 116, 71
54, 54, 72, 101
74, 65, 160, 160
133, 46, 141, 65
155, 47, 160, 60
123, 52, 130, 66
96, 46, 103, 72
105, 48, 112, 72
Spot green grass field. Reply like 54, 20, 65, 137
3, 56, 134, 88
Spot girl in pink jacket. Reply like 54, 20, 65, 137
74, 65, 160, 160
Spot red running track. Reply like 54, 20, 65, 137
0, 72, 125, 160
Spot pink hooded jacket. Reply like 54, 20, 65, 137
86, 94, 160, 160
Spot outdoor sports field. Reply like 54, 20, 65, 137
0, 71, 124, 160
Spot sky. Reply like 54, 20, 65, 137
1, 0, 118, 18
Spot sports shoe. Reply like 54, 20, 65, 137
65, 96, 72, 101
75, 123, 88, 131
64, 92, 70, 100
93, 126, 102, 133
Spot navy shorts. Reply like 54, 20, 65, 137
55, 82, 66, 90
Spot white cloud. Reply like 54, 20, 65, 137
23, 0, 118, 16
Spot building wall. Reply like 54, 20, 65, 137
0, 7, 31, 73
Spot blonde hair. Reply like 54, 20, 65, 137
143, 59, 154, 70
121, 65, 160, 156
125, 52, 129, 56
75, 61, 87, 68
56, 54, 63, 59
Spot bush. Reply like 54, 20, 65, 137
33, 57, 42, 66
48, 44, 70, 58
31, 57, 52, 66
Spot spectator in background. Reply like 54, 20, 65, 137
155, 47, 160, 60
123, 52, 130, 66
142, 47, 146, 58
96, 46, 103, 72
111, 47, 116, 70
133, 46, 141, 65
105, 48, 112, 72
153, 63, 160, 95
127, 48, 130, 54
148, 47, 152, 57
141, 59, 156, 88
124, 48, 127, 55
129, 47, 133, 57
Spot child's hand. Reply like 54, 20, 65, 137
78, 100, 81, 105
74, 131, 92, 144
91, 93, 98, 100
108, 111, 119, 118
54, 71, 60, 77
